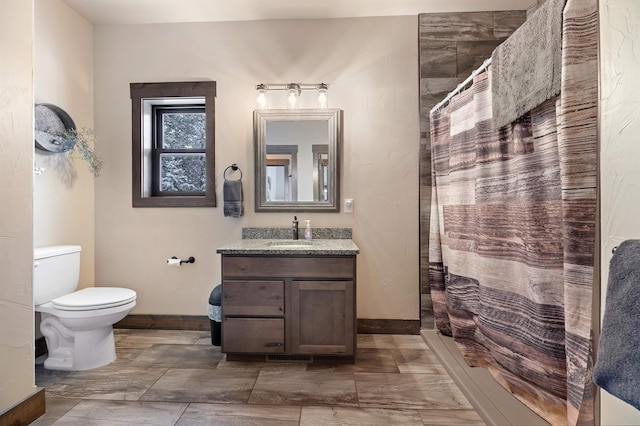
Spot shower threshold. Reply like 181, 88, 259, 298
420, 329, 549, 426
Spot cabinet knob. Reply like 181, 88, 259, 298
265, 342, 284, 347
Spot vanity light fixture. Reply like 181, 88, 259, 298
255, 83, 330, 109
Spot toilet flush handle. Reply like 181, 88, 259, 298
34, 261, 40, 268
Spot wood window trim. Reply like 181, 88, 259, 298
130, 81, 216, 207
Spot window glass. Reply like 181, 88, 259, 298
161, 111, 205, 149
159, 153, 206, 193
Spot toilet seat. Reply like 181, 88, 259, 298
51, 287, 137, 311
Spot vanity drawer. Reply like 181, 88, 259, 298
222, 280, 284, 316
222, 318, 285, 353
222, 256, 355, 279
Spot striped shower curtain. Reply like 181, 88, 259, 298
428, 1, 597, 424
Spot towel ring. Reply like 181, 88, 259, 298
224, 163, 242, 180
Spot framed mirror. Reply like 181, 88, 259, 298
254, 109, 341, 212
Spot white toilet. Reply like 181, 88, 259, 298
34, 245, 136, 371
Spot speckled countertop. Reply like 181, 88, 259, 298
242, 227, 352, 240
216, 239, 359, 255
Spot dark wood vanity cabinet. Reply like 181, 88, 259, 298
220, 255, 356, 361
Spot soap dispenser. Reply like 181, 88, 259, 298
304, 220, 312, 240
292, 216, 299, 240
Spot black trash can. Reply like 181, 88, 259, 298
208, 284, 222, 346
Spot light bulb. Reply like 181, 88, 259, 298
256, 84, 268, 110
287, 92, 298, 109
317, 83, 328, 109
287, 84, 299, 109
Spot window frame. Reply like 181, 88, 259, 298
130, 81, 216, 207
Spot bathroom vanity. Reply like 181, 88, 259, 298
216, 237, 359, 362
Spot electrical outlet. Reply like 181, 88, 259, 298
344, 198, 354, 213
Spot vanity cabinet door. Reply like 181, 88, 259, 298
223, 318, 285, 353
290, 280, 355, 355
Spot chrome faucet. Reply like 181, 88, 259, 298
292, 216, 299, 240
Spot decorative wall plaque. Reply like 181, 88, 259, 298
34, 103, 76, 153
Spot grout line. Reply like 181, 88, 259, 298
174, 402, 191, 426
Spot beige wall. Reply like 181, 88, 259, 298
93, 17, 420, 319
33, 0, 95, 289
599, 0, 640, 424
0, 0, 35, 411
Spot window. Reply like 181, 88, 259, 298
130, 81, 216, 207
153, 105, 206, 195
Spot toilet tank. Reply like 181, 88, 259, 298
34, 245, 81, 306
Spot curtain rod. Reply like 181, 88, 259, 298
429, 57, 492, 115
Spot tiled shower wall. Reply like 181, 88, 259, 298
418, 11, 526, 328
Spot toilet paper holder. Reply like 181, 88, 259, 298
169, 256, 196, 265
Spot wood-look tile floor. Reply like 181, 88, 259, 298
33, 330, 485, 425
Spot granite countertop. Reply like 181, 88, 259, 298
216, 239, 359, 255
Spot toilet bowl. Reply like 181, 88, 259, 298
34, 245, 137, 371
